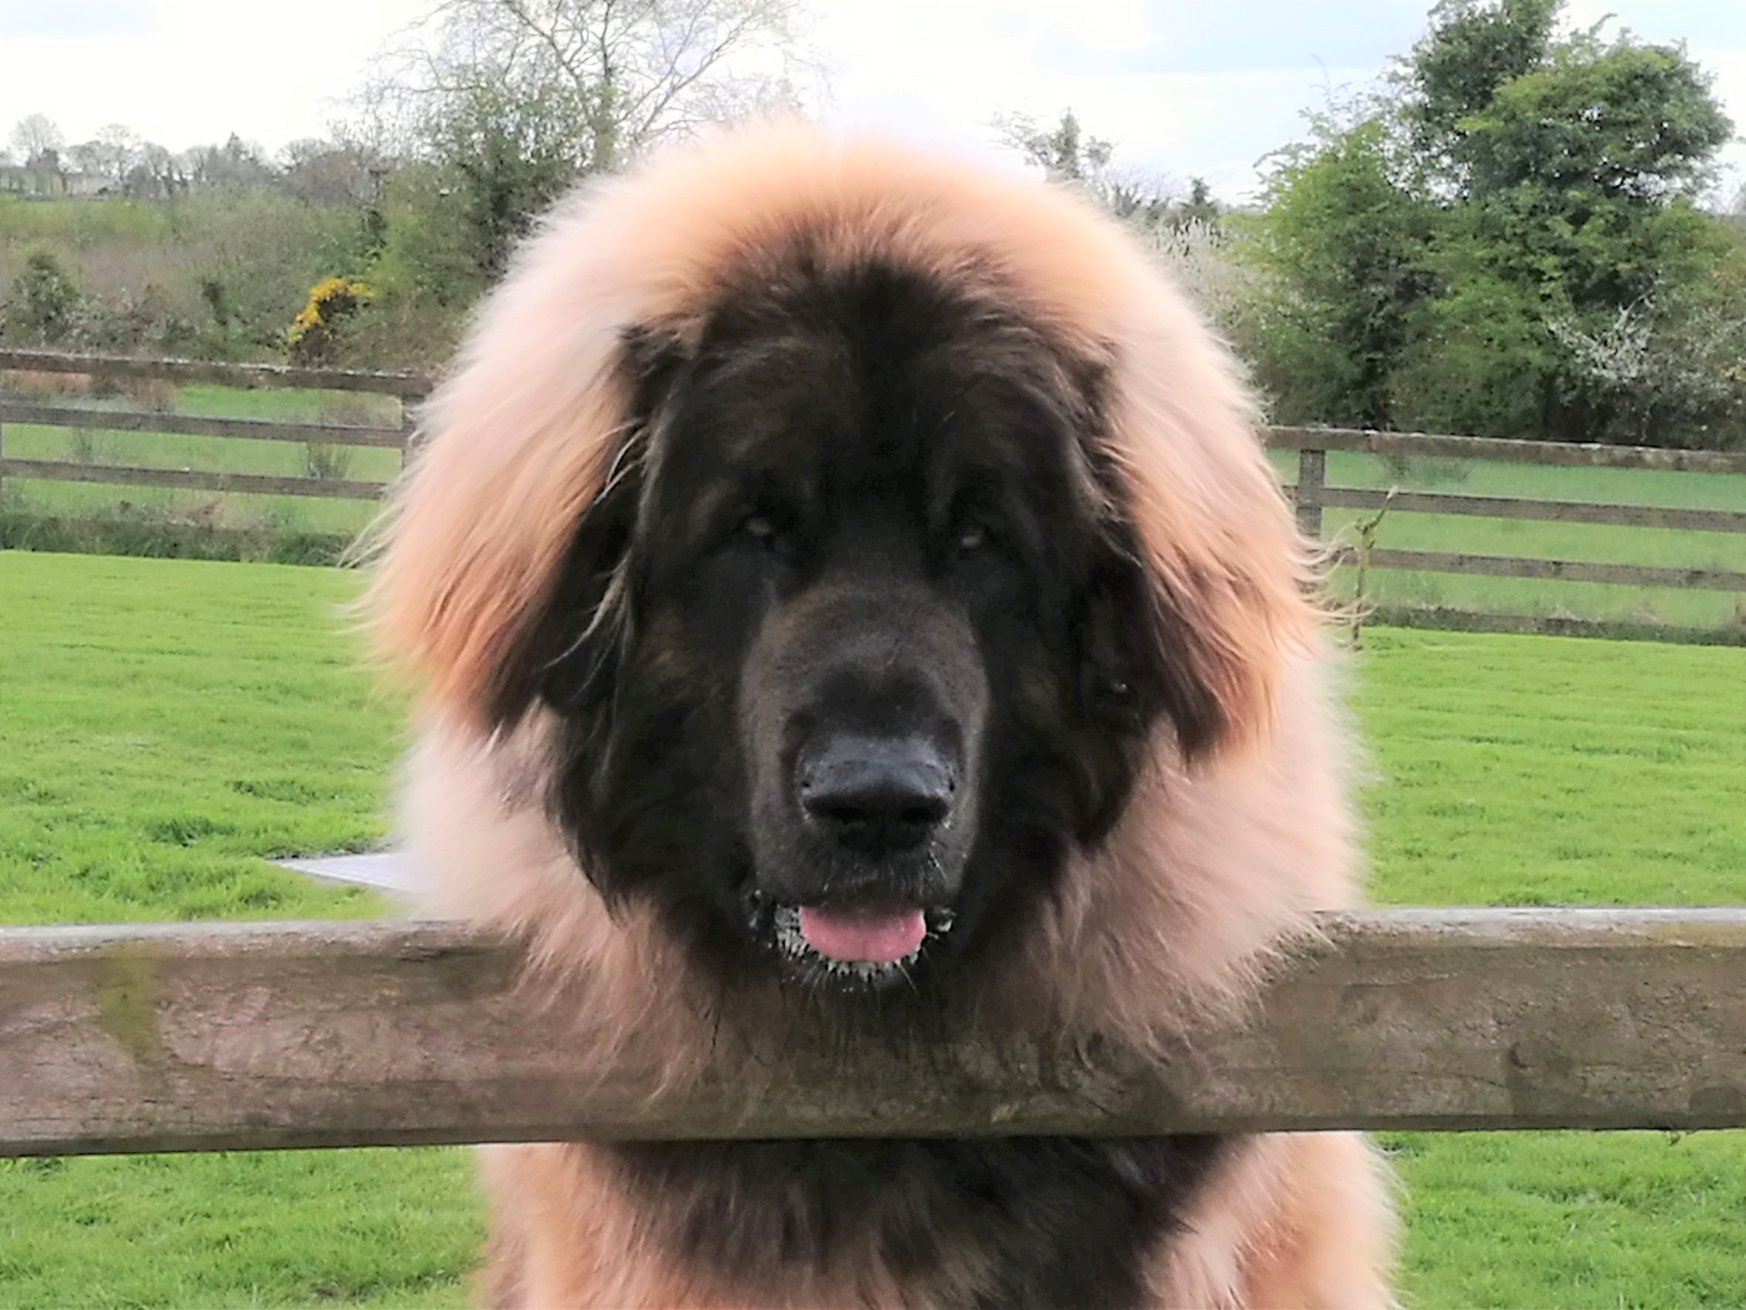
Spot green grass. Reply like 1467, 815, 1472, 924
1, 551, 1744, 1306
1353, 626, 1746, 1308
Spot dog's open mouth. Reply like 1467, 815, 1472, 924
770, 896, 955, 986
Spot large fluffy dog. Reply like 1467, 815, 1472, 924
368, 124, 1396, 1307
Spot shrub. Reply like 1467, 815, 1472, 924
5, 248, 83, 344
302, 441, 355, 482
287, 276, 374, 364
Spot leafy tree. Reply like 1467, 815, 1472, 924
1244, 0, 1741, 446
428, 78, 596, 283
996, 109, 1178, 222
1246, 112, 1435, 429
355, 0, 809, 313
1402, 0, 1559, 182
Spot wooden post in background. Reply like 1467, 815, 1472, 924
1295, 446, 1326, 539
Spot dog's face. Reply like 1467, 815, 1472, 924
509, 260, 1226, 996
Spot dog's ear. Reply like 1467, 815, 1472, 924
1102, 339, 1321, 764
364, 314, 686, 732
487, 325, 687, 727
1079, 537, 1228, 763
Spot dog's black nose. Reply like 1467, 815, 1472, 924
799, 736, 953, 854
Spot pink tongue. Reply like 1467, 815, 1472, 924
799, 903, 926, 963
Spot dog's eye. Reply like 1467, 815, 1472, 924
955, 522, 989, 554
740, 513, 781, 545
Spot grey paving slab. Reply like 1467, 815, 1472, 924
275, 852, 414, 894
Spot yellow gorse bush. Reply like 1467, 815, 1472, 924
287, 276, 375, 362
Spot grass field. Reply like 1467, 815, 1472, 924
2, 552, 1745, 1307
4, 383, 1745, 627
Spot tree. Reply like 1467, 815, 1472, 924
125, 142, 185, 199
1402, 0, 1559, 183
372, 0, 807, 173
184, 134, 276, 188
9, 113, 63, 166
1244, 0, 1741, 445
72, 124, 143, 185
995, 109, 1177, 222
278, 138, 386, 206
358, 0, 809, 300
1247, 110, 1436, 429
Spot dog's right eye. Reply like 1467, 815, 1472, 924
740, 513, 781, 545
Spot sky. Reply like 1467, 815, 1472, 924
0, 0, 1740, 204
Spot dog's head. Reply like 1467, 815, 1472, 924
370, 127, 1317, 1001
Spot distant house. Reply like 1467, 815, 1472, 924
0, 165, 110, 199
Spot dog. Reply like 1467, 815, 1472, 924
367, 122, 1396, 1308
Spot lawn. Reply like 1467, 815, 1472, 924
1, 550, 1744, 1306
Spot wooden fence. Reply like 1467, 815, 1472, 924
0, 348, 428, 508
3, 350, 1746, 638
1278, 428, 1746, 640
4, 907, 1744, 1157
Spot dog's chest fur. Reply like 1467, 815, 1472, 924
607, 1134, 1227, 1307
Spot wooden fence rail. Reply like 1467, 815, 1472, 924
0, 348, 433, 399
3, 908, 1743, 1158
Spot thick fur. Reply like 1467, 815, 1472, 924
369, 123, 1398, 1308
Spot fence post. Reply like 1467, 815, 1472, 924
398, 394, 420, 468
1295, 447, 1326, 539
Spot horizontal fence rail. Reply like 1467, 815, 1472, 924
3, 908, 1743, 1158
1308, 485, 1746, 535
0, 399, 410, 448
0, 458, 388, 501
1327, 546, 1746, 593
0, 348, 433, 399
1268, 425, 1746, 476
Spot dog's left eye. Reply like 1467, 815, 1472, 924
740, 513, 781, 545
954, 521, 990, 554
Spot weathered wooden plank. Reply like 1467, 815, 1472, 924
1267, 426, 1746, 475
1368, 605, 1746, 647
0, 400, 409, 448
1294, 448, 1326, 537
0, 348, 434, 399
1303, 485, 1746, 534
1333, 546, 1746, 592
0, 458, 385, 501
2, 909, 1743, 1157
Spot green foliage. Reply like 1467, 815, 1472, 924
1458, 38, 1731, 202
5, 248, 83, 344
0, 189, 374, 360
424, 78, 593, 285
1403, 0, 1560, 170
1242, 0, 1743, 448
1244, 115, 1435, 428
